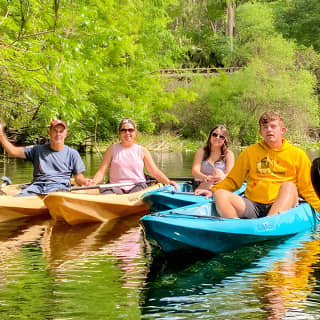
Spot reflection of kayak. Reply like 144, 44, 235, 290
41, 215, 148, 289
41, 220, 118, 268
0, 184, 48, 222
0, 216, 49, 265
44, 183, 163, 225
141, 198, 320, 254
143, 230, 320, 319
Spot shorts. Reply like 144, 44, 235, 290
100, 182, 148, 194
242, 198, 272, 219
15, 182, 68, 196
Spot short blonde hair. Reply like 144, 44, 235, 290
259, 111, 284, 128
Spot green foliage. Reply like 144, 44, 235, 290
0, 0, 319, 147
274, 0, 320, 52
173, 2, 319, 145
0, 0, 189, 145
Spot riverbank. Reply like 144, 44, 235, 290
80, 132, 320, 155
86, 132, 203, 154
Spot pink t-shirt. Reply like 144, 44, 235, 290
109, 143, 146, 190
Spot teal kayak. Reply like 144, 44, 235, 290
141, 186, 320, 254
143, 182, 246, 212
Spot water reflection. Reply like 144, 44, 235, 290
0, 215, 150, 319
1, 151, 320, 320
142, 231, 320, 320
42, 215, 150, 289
253, 237, 320, 320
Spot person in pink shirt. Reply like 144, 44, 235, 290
91, 118, 178, 194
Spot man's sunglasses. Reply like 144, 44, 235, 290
211, 132, 225, 140
120, 128, 135, 133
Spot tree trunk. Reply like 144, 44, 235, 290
226, 1, 235, 52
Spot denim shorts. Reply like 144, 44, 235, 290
15, 182, 68, 196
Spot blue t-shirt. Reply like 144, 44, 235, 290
23, 144, 85, 192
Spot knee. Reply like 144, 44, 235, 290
213, 189, 229, 200
280, 182, 297, 192
279, 182, 298, 200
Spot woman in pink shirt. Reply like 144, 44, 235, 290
92, 118, 178, 194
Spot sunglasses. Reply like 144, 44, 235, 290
120, 128, 135, 133
211, 132, 225, 140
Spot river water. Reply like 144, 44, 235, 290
0, 150, 320, 320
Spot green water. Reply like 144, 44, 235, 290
0, 151, 320, 320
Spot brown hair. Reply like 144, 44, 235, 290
118, 118, 136, 132
203, 125, 230, 161
259, 111, 284, 128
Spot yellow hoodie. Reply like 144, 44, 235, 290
212, 139, 320, 212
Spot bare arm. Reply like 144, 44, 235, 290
0, 121, 25, 158
74, 173, 93, 186
210, 150, 236, 185
92, 145, 113, 184
192, 148, 208, 181
142, 147, 178, 189
224, 150, 235, 175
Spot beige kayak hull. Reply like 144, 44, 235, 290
0, 184, 49, 222
44, 183, 162, 225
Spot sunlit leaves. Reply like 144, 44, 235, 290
0, 0, 188, 144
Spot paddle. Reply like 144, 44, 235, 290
69, 180, 157, 191
1, 176, 12, 187
311, 157, 320, 199
69, 177, 199, 191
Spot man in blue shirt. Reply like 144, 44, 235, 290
0, 120, 91, 195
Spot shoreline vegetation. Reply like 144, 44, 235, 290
1, 132, 319, 163
1, 1, 320, 154
78, 133, 320, 155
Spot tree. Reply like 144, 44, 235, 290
174, 2, 319, 144
275, 0, 320, 52
0, 0, 188, 144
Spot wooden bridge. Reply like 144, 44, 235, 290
157, 67, 243, 78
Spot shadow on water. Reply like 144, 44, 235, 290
141, 229, 320, 319
143, 236, 289, 296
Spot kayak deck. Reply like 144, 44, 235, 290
0, 184, 48, 222
44, 183, 163, 225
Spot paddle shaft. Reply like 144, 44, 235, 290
70, 180, 157, 191
70, 177, 197, 191
169, 177, 198, 182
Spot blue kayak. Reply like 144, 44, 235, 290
141, 186, 320, 254
143, 182, 246, 212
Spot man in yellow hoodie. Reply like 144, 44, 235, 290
196, 111, 320, 218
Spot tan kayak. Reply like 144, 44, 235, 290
0, 184, 48, 222
44, 183, 163, 225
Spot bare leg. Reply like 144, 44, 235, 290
213, 189, 247, 218
268, 182, 299, 216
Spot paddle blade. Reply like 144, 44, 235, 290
311, 157, 320, 199
1, 176, 12, 186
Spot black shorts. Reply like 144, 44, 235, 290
242, 198, 272, 219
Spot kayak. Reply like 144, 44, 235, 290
143, 182, 246, 211
0, 184, 48, 222
141, 198, 320, 254
44, 183, 163, 225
